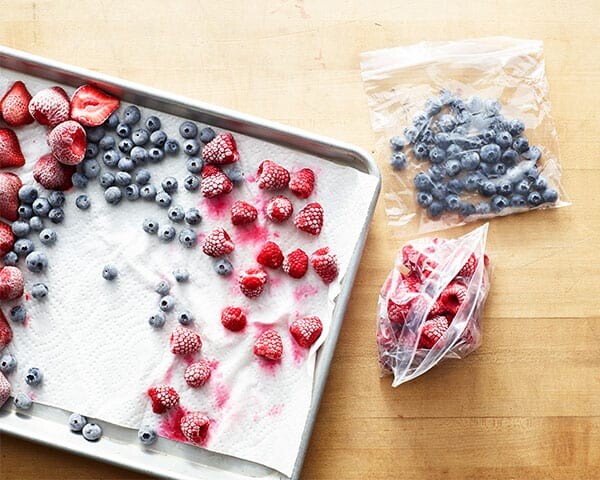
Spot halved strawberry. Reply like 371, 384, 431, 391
147, 385, 179, 414
29, 86, 70, 127
257, 241, 284, 269
0, 81, 34, 127
202, 227, 234, 257
254, 330, 283, 360
47, 120, 86, 165
289, 316, 323, 348
202, 132, 239, 165
0, 266, 24, 301
0, 173, 22, 221
33, 153, 75, 191
0, 129, 26, 169
70, 84, 120, 127
282, 248, 309, 279
0, 221, 15, 257
0, 309, 13, 351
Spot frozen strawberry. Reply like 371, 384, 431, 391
202, 132, 239, 165
0, 266, 24, 301
1, 81, 33, 127
0, 128, 26, 169
438, 281, 468, 316
257, 160, 290, 191
170, 326, 202, 355
265, 195, 293, 223
0, 371, 10, 407
0, 221, 15, 257
0, 309, 13, 351
418, 316, 449, 349
33, 153, 75, 191
230, 200, 257, 226
257, 241, 284, 269
310, 247, 338, 284
0, 173, 22, 222
457, 253, 478, 278
282, 248, 309, 279
147, 384, 179, 414
253, 329, 283, 360
239, 267, 268, 298
184, 360, 212, 388
202, 227, 234, 257
289, 316, 322, 348
221, 306, 247, 332
47, 120, 86, 166
70, 84, 120, 127
294, 202, 324, 236
28, 86, 70, 127
200, 165, 233, 198
180, 412, 210, 444
289, 168, 315, 199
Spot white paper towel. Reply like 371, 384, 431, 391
0, 68, 378, 476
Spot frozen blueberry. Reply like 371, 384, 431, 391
148, 312, 166, 329
25, 367, 43, 386
497, 180, 513, 195
527, 191, 543, 206
82, 423, 102, 442
116, 123, 131, 138
213, 258, 233, 276
445, 144, 462, 159
32, 198, 51, 217
106, 112, 119, 129
15, 238, 35, 256
389, 135, 406, 151
491, 195, 509, 212
460, 151, 480, 171
513, 136, 529, 153
508, 119, 525, 136
177, 310, 194, 325
168, 205, 185, 222
522, 145, 541, 162
427, 201, 445, 219
29, 216, 43, 232
14, 392, 32, 410
158, 225, 176, 242
199, 127, 216, 144
403, 125, 419, 144
480, 144, 501, 163
18, 205, 33, 220
184, 174, 200, 191
18, 185, 38, 204
145, 116, 161, 132
99, 135, 116, 151
118, 157, 135, 172
428, 164, 445, 181
475, 202, 491, 215
104, 186, 122, 205
123, 105, 141, 125
495, 131, 513, 149
140, 184, 157, 200
155, 191, 172, 208
11, 221, 30, 238
10, 305, 26, 323
143, 218, 159, 234
102, 264, 118, 280
444, 159, 461, 177
0, 353, 17, 373
447, 178, 464, 194
125, 184, 140, 200
413, 143, 429, 160
85, 142, 99, 160
99, 172, 116, 188
416, 191, 433, 208
465, 95, 484, 114
226, 167, 244, 185
434, 132, 452, 150
86, 126, 105, 143
102, 149, 120, 168
428, 147, 445, 164
173, 268, 190, 282
135, 169, 151, 185
430, 183, 448, 201
69, 413, 87, 432
390, 151, 407, 171
31, 282, 48, 299
159, 295, 175, 312
82, 159, 101, 179
414, 172, 434, 191
155, 280, 170, 296
445, 193, 461, 211
436, 114, 455, 133
3, 251, 18, 266
138, 425, 157, 445
161, 177, 178, 193
510, 194, 527, 208
492, 162, 507, 176
131, 129, 150, 146
524, 168, 539, 183
165, 139, 180, 155
459, 202, 476, 218
179, 121, 198, 139
542, 189, 558, 203
150, 130, 167, 148
115, 171, 131, 187
178, 229, 197, 248
424, 96, 443, 117
130, 146, 148, 165
514, 179, 531, 195
186, 157, 203, 174
48, 208, 64, 224
501, 148, 519, 166
148, 147, 164, 163
71, 172, 88, 189
479, 180, 497, 197
39, 227, 57, 245
412, 112, 428, 129
185, 208, 202, 225
533, 176, 548, 191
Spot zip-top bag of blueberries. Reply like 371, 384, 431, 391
360, 37, 569, 235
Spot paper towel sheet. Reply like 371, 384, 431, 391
0, 68, 378, 476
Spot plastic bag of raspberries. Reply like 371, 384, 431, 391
360, 37, 569, 235
377, 224, 491, 386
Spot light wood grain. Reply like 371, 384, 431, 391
1, 0, 599, 479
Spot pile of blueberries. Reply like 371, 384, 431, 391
389, 90, 559, 219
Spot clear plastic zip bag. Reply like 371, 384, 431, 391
360, 37, 569, 235
377, 224, 491, 386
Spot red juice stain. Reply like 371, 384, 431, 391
293, 284, 319, 302
183, 354, 196, 366
202, 196, 233, 220
208, 359, 220, 370
233, 222, 269, 247
291, 339, 307, 365
158, 405, 188, 442
253, 321, 275, 337
268, 404, 283, 416
24, 292, 31, 301
246, 173, 257, 183
22, 316, 30, 328
164, 362, 176, 383
256, 357, 280, 376
213, 379, 230, 409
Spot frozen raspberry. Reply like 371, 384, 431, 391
0, 266, 24, 301
253, 329, 283, 360
257, 160, 290, 190
231, 200, 258, 226
438, 281, 468, 316
265, 195, 293, 223
294, 202, 324, 236
282, 248, 309, 279
0, 371, 10, 407
202, 132, 239, 165
221, 306, 247, 332
310, 247, 338, 284
257, 241, 284, 269
239, 267, 268, 298
170, 326, 202, 355
418, 316, 449, 349
147, 385, 179, 414
184, 360, 212, 388
180, 411, 210, 444
202, 227, 234, 257
289, 316, 322, 348
289, 168, 315, 199
457, 253, 478, 278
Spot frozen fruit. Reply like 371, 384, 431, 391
185, 208, 202, 225
186, 157, 203, 173
199, 127, 216, 144
439, 281, 468, 315
28, 216, 43, 232
444, 159, 461, 177
142, 218, 159, 235
0, 172, 22, 222
131, 129, 150, 146
31, 282, 48, 299
414, 172, 434, 192
289, 168, 315, 199
254, 329, 283, 360
11, 221, 30, 238
387, 297, 412, 325
72, 172, 88, 189
69, 413, 87, 432
177, 310, 194, 325
479, 180, 496, 198
28, 86, 70, 127
460, 151, 480, 171
18, 185, 38, 205
161, 176, 178, 194
183, 174, 200, 191
173, 268, 190, 283
18, 205, 33, 219
0, 353, 16, 373
32, 197, 51, 217
231, 201, 258, 226
48, 120, 87, 166
104, 186, 122, 205
159, 295, 175, 312
418, 316, 449, 349
82, 158, 101, 178
213, 258, 233, 276
289, 316, 322, 348
123, 105, 141, 125
510, 194, 527, 208
282, 248, 309, 279
75, 194, 90, 210
310, 247, 338, 284
221, 306, 246, 332
389, 135, 406, 150
148, 384, 179, 414
155, 191, 172, 208
513, 136, 529, 153
0, 266, 24, 301
413, 143, 429, 160
102, 264, 118, 281
257, 241, 284, 269
164, 138, 180, 155
148, 312, 166, 329
390, 152, 407, 170
155, 280, 170, 296
15, 238, 34, 256
150, 130, 167, 147
183, 139, 200, 156
527, 191, 543, 206
491, 194, 509, 212
266, 195, 293, 223
168, 205, 185, 222
105, 112, 119, 129
82, 423, 103, 442
14, 392, 32, 410
9, 305, 26, 323
200, 165, 233, 198
445, 193, 461, 211
416, 191, 433, 208
0, 372, 10, 407
102, 149, 120, 167
86, 126, 105, 143
457, 253, 478, 278
26, 251, 48, 273
480, 143, 501, 163
202, 227, 234, 257
158, 225, 176, 242
140, 184, 157, 200
118, 157, 135, 172
180, 412, 210, 444
178, 229, 197, 248
25, 367, 43, 386
116, 123, 131, 138
543, 189, 558, 203
138, 425, 157, 445
257, 160, 290, 190
179, 121, 198, 139
0, 310, 13, 350
170, 326, 202, 355
99, 135, 115, 151
294, 202, 324, 236
70, 85, 120, 127
239, 267, 268, 298
0, 81, 33, 126
0, 221, 15, 256
3, 251, 17, 266
202, 132, 238, 165
130, 146, 148, 164
225, 165, 244, 184
184, 360, 212, 388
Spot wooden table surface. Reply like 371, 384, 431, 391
1, 1, 599, 479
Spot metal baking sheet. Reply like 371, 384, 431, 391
0, 45, 381, 480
